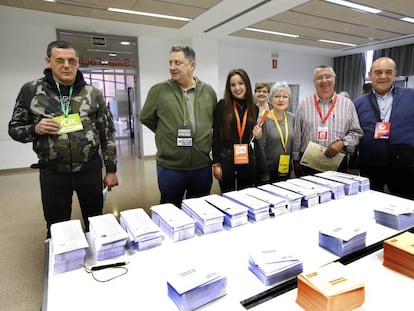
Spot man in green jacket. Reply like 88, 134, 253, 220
140, 45, 217, 207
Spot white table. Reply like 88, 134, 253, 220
42, 190, 413, 311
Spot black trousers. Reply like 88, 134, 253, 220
218, 147, 256, 193
40, 167, 103, 237
360, 165, 414, 200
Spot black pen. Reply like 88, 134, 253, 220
91, 261, 128, 271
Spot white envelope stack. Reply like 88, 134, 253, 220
319, 171, 370, 192
202, 194, 249, 227
239, 186, 288, 216
374, 204, 414, 231
318, 225, 367, 257
151, 203, 196, 242
51, 219, 89, 274
256, 184, 301, 212
301, 175, 345, 199
88, 214, 129, 261
120, 208, 163, 250
315, 171, 360, 195
223, 190, 271, 221
287, 178, 332, 204
248, 248, 303, 286
167, 266, 227, 311
273, 180, 320, 208
181, 197, 225, 234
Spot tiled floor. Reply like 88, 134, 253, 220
0, 139, 220, 311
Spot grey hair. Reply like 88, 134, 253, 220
269, 81, 291, 100
313, 65, 336, 77
170, 45, 195, 62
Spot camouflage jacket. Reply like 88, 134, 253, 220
8, 69, 117, 173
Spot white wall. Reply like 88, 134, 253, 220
0, 5, 331, 169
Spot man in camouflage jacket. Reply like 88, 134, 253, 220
8, 40, 118, 237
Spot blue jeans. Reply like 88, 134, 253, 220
157, 164, 212, 207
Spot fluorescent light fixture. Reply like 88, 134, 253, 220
245, 27, 299, 38
318, 39, 357, 47
120, 41, 130, 46
109, 53, 118, 57
43, 0, 56, 2
401, 17, 414, 24
108, 7, 192, 22
324, 0, 381, 14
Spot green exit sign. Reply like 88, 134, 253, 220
92, 36, 106, 46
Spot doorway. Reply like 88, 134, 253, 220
56, 29, 143, 158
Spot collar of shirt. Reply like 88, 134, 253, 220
316, 92, 336, 105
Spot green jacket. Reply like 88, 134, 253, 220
9, 69, 117, 173
140, 78, 217, 170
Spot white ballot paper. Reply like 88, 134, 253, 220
300, 141, 345, 172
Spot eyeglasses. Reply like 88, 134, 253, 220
50, 57, 78, 67
255, 89, 268, 93
315, 74, 334, 81
273, 95, 289, 99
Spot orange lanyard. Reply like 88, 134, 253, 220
233, 101, 248, 143
313, 94, 337, 124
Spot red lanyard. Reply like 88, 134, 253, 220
233, 101, 248, 143
313, 94, 338, 124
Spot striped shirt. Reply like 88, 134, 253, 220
292, 93, 363, 161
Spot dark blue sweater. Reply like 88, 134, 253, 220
354, 86, 414, 167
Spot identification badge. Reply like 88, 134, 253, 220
53, 113, 83, 135
317, 126, 329, 141
233, 144, 249, 164
177, 126, 192, 147
374, 122, 390, 139
278, 154, 290, 174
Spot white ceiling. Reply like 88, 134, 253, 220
1, 0, 413, 57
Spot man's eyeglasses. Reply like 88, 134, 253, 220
255, 89, 268, 94
50, 57, 78, 67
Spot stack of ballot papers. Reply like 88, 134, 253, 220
273, 180, 319, 207
320, 171, 370, 192
167, 267, 227, 311
223, 190, 271, 221
383, 231, 414, 278
374, 204, 414, 231
50, 219, 89, 274
287, 178, 332, 204
318, 225, 367, 257
239, 187, 288, 215
296, 262, 366, 311
315, 172, 359, 195
88, 214, 129, 261
181, 197, 225, 234
248, 249, 303, 286
301, 175, 345, 199
119, 208, 163, 251
151, 203, 196, 241
254, 184, 301, 212
202, 194, 248, 227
